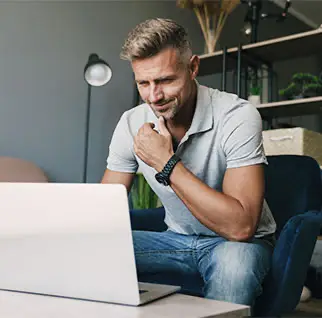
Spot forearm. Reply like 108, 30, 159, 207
169, 162, 257, 241
101, 169, 135, 194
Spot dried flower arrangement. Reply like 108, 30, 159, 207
177, 0, 240, 54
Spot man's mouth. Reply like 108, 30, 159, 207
153, 99, 173, 109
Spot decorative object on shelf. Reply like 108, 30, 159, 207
247, 67, 262, 106
176, 0, 240, 54
279, 73, 322, 100
83, 53, 112, 183
248, 83, 262, 105
130, 173, 162, 210
248, 90, 261, 106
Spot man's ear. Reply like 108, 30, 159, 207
189, 55, 200, 79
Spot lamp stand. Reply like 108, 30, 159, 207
83, 84, 92, 183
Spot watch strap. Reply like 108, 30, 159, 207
162, 154, 181, 177
156, 154, 181, 186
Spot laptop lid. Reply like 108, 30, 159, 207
0, 183, 141, 305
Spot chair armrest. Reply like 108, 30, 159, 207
254, 211, 322, 316
130, 207, 167, 232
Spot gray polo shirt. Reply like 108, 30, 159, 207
107, 84, 276, 237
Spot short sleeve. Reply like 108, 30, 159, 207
106, 113, 138, 173
221, 102, 267, 169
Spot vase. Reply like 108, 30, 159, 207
248, 95, 261, 106
203, 29, 220, 54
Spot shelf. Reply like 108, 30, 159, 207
198, 27, 322, 76
198, 48, 241, 76
241, 27, 322, 64
257, 96, 322, 118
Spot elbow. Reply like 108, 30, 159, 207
228, 226, 256, 242
227, 205, 259, 242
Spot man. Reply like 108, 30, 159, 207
101, 18, 276, 306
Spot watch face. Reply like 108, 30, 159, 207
155, 173, 169, 186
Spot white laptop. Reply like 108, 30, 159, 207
0, 182, 180, 306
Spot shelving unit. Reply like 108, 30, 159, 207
199, 28, 322, 76
198, 28, 322, 121
258, 96, 322, 118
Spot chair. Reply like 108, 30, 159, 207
0, 156, 48, 182
130, 155, 322, 317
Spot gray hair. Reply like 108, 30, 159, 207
120, 18, 192, 63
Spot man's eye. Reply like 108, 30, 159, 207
138, 82, 148, 87
155, 79, 172, 85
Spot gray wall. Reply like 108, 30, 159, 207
0, 1, 319, 183
0, 1, 204, 183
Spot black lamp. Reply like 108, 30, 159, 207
241, 0, 292, 43
83, 53, 112, 183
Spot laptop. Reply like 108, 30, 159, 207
0, 182, 180, 306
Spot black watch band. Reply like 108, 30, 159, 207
155, 154, 181, 186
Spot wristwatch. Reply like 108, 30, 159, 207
155, 154, 181, 186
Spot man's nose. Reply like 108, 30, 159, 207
149, 85, 164, 104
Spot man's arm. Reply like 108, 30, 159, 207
101, 169, 135, 193
165, 102, 265, 241
134, 106, 266, 242
168, 163, 264, 242
103, 112, 138, 192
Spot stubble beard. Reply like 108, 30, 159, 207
150, 97, 179, 120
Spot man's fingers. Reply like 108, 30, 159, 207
139, 122, 155, 134
158, 116, 170, 136
145, 122, 155, 129
137, 123, 154, 137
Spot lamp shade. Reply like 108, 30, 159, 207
84, 53, 112, 87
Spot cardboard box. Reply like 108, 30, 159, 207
263, 128, 322, 167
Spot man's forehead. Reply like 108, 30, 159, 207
133, 57, 185, 82
133, 48, 182, 67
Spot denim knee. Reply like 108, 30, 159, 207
201, 241, 272, 306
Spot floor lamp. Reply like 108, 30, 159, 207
83, 53, 112, 183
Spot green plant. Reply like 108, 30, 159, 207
249, 85, 261, 96
248, 67, 262, 96
292, 73, 320, 85
279, 72, 322, 100
130, 173, 161, 209
279, 82, 300, 100
305, 83, 322, 96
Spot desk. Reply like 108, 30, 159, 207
0, 290, 250, 318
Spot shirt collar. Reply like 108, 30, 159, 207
187, 81, 213, 136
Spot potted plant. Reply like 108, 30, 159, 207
279, 82, 301, 100
248, 85, 262, 106
279, 72, 322, 100
130, 173, 161, 210
247, 67, 262, 106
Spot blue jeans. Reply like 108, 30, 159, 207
133, 230, 273, 306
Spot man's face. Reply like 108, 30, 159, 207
132, 47, 198, 121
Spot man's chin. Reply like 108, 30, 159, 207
154, 109, 173, 120
152, 105, 177, 119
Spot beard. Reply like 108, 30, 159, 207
148, 97, 179, 120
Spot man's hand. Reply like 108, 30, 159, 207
134, 116, 174, 171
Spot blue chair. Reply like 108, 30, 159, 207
130, 155, 322, 316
